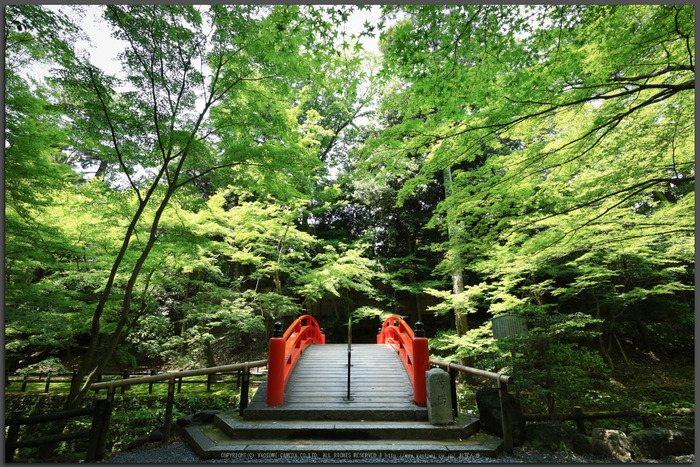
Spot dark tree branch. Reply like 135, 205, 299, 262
516, 176, 694, 230
175, 161, 263, 189
85, 65, 142, 200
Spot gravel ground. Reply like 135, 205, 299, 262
102, 438, 695, 464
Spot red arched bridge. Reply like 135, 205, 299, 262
244, 314, 431, 421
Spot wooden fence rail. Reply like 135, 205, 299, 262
429, 358, 514, 453
6, 367, 266, 394
5, 360, 268, 462
90, 360, 268, 443
5, 399, 112, 463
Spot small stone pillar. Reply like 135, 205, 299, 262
425, 368, 454, 425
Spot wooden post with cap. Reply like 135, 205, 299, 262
412, 321, 429, 407
266, 322, 286, 407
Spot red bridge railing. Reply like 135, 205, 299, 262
377, 315, 429, 406
266, 315, 325, 406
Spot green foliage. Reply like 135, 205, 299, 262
18, 358, 66, 375
4, 392, 241, 460
429, 325, 495, 361
294, 243, 385, 306
351, 306, 400, 325
4, 4, 694, 421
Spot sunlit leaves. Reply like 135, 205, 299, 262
294, 243, 382, 305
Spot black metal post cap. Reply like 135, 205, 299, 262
414, 321, 425, 337
273, 322, 283, 338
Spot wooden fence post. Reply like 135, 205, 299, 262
94, 391, 115, 461
71, 370, 79, 390
239, 365, 250, 416
121, 371, 129, 394
448, 364, 458, 418
86, 399, 110, 462
163, 376, 175, 443
21, 374, 28, 392
498, 379, 514, 453
44, 372, 52, 393
94, 374, 102, 395
5, 412, 23, 463
148, 369, 156, 394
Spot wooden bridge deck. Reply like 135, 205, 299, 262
244, 344, 427, 421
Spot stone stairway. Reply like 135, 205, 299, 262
184, 413, 503, 459
183, 343, 503, 459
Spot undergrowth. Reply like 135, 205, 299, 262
454, 357, 694, 435
4, 390, 252, 462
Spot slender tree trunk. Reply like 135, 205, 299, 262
593, 293, 615, 371
443, 167, 467, 334
452, 269, 467, 335
407, 234, 422, 321
444, 166, 469, 371
94, 159, 109, 180
65, 186, 177, 409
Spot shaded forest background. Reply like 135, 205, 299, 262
4, 4, 694, 417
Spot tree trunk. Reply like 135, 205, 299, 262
94, 159, 109, 180
635, 322, 652, 352
453, 269, 468, 336
272, 270, 282, 295
444, 166, 470, 370
407, 234, 422, 321
591, 292, 614, 371
65, 186, 177, 410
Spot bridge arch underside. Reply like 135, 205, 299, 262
244, 344, 428, 421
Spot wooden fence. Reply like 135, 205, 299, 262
428, 359, 694, 444
5, 399, 112, 463
430, 358, 514, 453
6, 367, 266, 395
4, 360, 268, 463
90, 360, 268, 442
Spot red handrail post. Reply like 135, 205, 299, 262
266, 323, 286, 407
412, 321, 429, 407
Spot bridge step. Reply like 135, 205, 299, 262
184, 415, 503, 460
214, 413, 481, 441
243, 387, 427, 421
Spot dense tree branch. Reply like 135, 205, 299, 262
85, 65, 141, 200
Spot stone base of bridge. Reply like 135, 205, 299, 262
184, 412, 504, 460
